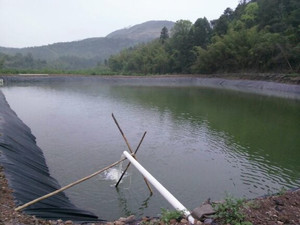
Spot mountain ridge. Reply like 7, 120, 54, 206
106, 20, 174, 41
0, 20, 174, 70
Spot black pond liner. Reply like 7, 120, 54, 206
0, 90, 102, 222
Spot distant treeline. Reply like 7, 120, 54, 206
109, 0, 300, 74
0, 37, 138, 73
0, 52, 108, 74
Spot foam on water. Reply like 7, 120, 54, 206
101, 156, 127, 183
103, 168, 122, 182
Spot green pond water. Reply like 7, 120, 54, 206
2, 81, 300, 220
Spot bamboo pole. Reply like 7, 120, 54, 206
111, 113, 133, 154
115, 131, 147, 187
111, 113, 153, 195
15, 157, 128, 212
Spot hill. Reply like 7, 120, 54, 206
0, 20, 174, 70
106, 20, 174, 41
0, 38, 137, 70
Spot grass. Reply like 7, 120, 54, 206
278, 186, 287, 196
140, 208, 184, 225
212, 194, 253, 225
160, 208, 184, 224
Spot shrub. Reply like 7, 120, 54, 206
213, 194, 252, 225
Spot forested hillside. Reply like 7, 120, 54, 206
0, 21, 174, 71
107, 21, 175, 41
0, 38, 137, 70
109, 0, 300, 74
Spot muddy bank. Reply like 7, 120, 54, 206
1, 74, 300, 99
0, 90, 99, 221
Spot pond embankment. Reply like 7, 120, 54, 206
0, 90, 99, 222
1, 74, 300, 99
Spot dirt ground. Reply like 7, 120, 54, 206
1, 166, 300, 225
242, 189, 300, 224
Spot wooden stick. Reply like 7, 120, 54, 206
142, 175, 153, 196
112, 114, 153, 195
116, 131, 147, 187
15, 157, 129, 212
112, 113, 133, 154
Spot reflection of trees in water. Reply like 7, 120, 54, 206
109, 85, 300, 186
116, 187, 152, 218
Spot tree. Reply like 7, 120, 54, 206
241, 2, 259, 28
190, 17, 212, 48
256, 0, 295, 32
108, 0, 300, 75
160, 26, 169, 43
169, 20, 193, 72
212, 8, 234, 36
171, 20, 192, 38
0, 54, 5, 69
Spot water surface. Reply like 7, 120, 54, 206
2, 81, 300, 220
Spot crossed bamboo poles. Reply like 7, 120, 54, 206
112, 113, 152, 194
15, 114, 152, 212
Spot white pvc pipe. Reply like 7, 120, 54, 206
123, 151, 195, 224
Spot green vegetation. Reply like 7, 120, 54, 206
109, 0, 300, 75
160, 208, 184, 224
278, 186, 288, 196
1, 1, 299, 76
0, 38, 137, 71
213, 194, 252, 225
0, 21, 174, 73
140, 208, 184, 225
0, 65, 117, 76
0, 51, 116, 75
244, 200, 261, 210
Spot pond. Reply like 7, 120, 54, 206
2, 80, 300, 220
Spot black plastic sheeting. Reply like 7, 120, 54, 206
0, 90, 101, 222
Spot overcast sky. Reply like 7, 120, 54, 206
0, 0, 239, 48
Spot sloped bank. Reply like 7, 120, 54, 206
1, 74, 300, 99
0, 90, 100, 222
